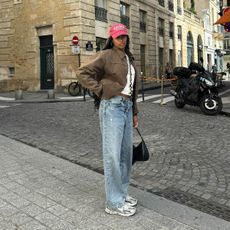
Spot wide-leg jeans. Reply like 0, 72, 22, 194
99, 96, 133, 209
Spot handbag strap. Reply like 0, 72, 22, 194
135, 128, 144, 141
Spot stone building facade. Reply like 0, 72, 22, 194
0, 0, 223, 92
193, 0, 225, 72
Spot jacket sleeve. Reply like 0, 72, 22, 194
76, 53, 105, 98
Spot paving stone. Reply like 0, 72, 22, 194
47, 204, 69, 216
60, 210, 86, 226
0, 219, 18, 230
34, 211, 59, 228
11, 184, 31, 196
19, 220, 48, 230
7, 197, 31, 209
5, 212, 33, 226
21, 203, 45, 217
0, 199, 8, 208
0, 185, 9, 195
0, 204, 19, 217
48, 219, 76, 230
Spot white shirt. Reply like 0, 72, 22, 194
121, 54, 135, 96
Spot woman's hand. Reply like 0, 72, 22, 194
133, 115, 138, 128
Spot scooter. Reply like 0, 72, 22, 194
170, 62, 223, 115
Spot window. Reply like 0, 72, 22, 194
159, 48, 164, 76
187, 31, 194, 65
177, 25, 182, 40
139, 10, 146, 32
169, 49, 174, 67
8, 67, 15, 77
168, 1, 174, 11
96, 37, 106, 52
177, 0, 182, 14
95, 0, 107, 22
158, 0, 165, 7
224, 38, 230, 50
158, 18, 164, 37
197, 35, 203, 64
177, 6, 182, 14
120, 2, 130, 28
205, 14, 211, 30
169, 22, 174, 39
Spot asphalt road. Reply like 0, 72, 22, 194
0, 91, 230, 222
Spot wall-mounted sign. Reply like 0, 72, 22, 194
86, 41, 93, 51
71, 45, 80, 54
72, 35, 79, 45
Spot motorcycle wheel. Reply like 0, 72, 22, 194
175, 98, 185, 108
200, 95, 223, 115
68, 82, 81, 96
174, 89, 185, 108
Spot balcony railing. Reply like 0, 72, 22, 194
140, 21, 146, 32
95, 6, 107, 22
168, 1, 174, 12
120, 15, 130, 28
158, 0, 165, 7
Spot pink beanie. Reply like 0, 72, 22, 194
109, 23, 128, 38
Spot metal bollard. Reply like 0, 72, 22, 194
47, 90, 55, 99
15, 89, 23, 100
141, 72, 145, 102
160, 75, 166, 105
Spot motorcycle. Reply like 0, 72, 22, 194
170, 62, 223, 115
211, 65, 226, 88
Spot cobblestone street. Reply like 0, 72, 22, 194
0, 97, 230, 221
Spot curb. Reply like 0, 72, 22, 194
0, 95, 91, 103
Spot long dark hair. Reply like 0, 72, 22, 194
103, 36, 134, 63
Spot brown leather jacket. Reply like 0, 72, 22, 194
76, 47, 139, 115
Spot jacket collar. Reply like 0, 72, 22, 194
112, 47, 126, 60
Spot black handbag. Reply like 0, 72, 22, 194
132, 128, 150, 165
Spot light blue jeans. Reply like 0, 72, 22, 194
99, 96, 133, 209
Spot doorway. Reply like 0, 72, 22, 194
39, 35, 54, 89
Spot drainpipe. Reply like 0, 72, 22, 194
155, 12, 159, 80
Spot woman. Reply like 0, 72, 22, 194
76, 23, 139, 217
165, 62, 172, 79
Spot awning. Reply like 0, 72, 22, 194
214, 8, 230, 25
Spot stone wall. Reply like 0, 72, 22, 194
0, 0, 14, 87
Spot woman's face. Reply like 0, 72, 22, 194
112, 35, 127, 50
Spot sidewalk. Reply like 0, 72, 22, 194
0, 90, 90, 103
1, 135, 230, 229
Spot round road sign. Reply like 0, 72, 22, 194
72, 36, 79, 45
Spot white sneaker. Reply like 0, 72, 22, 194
105, 203, 136, 217
125, 195, 138, 207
